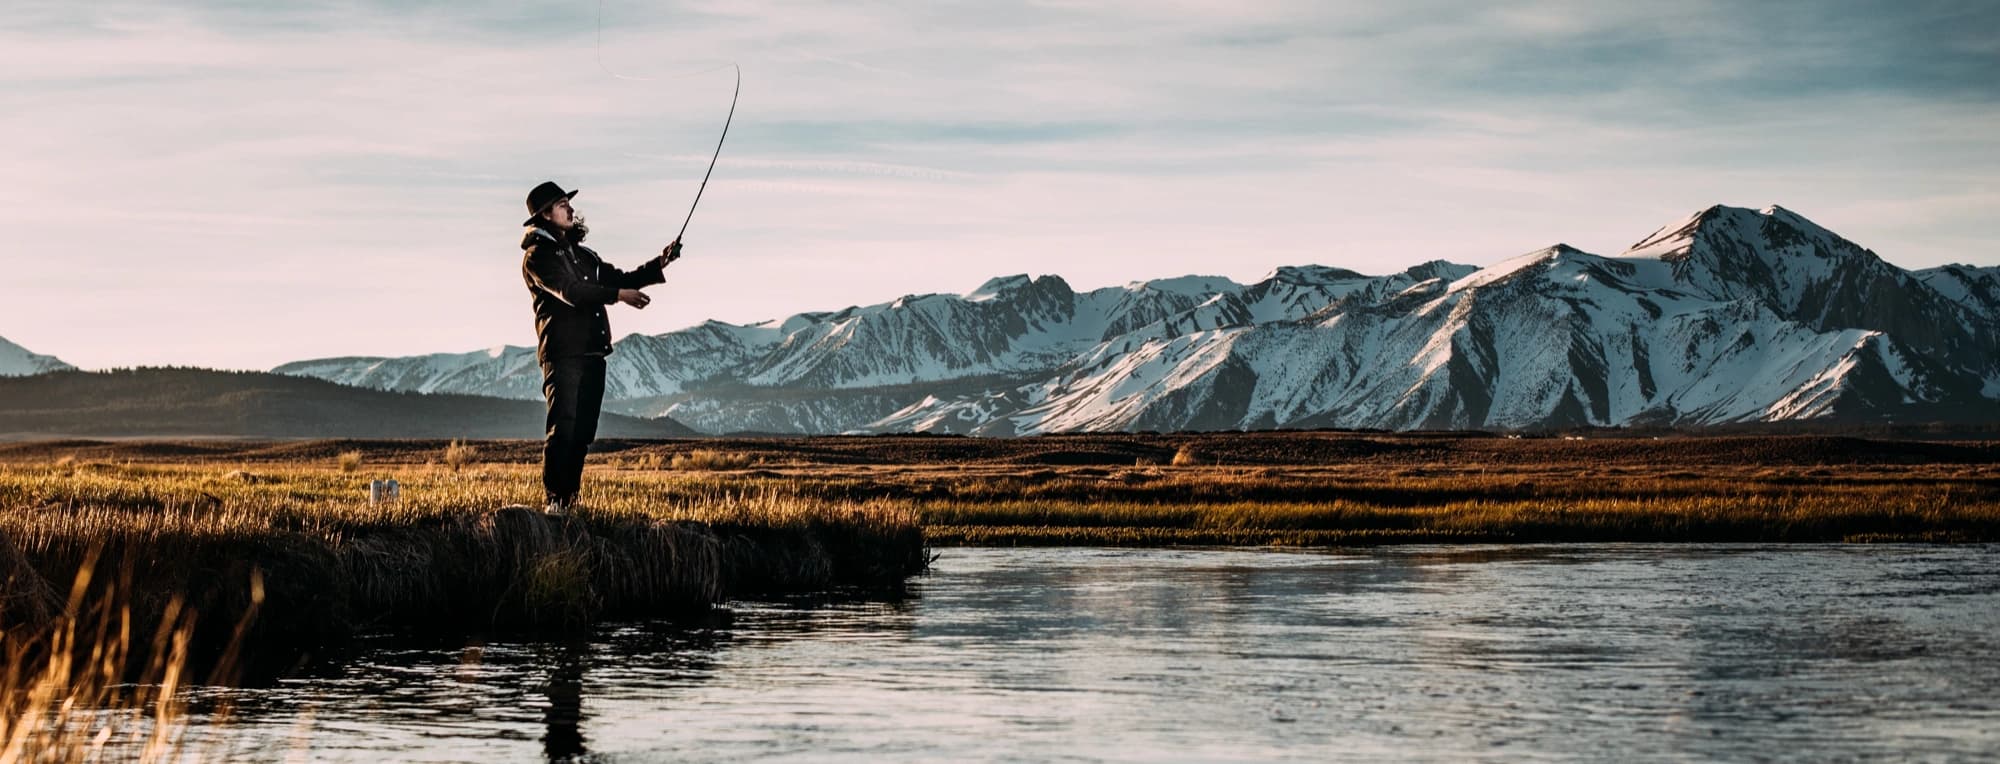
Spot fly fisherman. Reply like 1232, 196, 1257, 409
521, 181, 681, 516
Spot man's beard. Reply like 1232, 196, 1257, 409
568, 216, 589, 244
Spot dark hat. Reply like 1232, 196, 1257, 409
523, 181, 579, 225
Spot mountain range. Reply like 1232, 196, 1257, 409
266, 205, 2000, 434
8, 205, 1995, 436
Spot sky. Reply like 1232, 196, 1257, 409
4, 0, 1997, 370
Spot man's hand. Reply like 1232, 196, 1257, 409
617, 289, 651, 309
661, 238, 684, 265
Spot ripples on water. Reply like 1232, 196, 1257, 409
185, 545, 2000, 761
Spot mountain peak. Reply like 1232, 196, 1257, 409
966, 274, 1034, 301
1125, 275, 1240, 296
964, 273, 1074, 306
1402, 260, 1480, 283
1449, 244, 1581, 294
1666, 204, 1853, 265
1259, 265, 1365, 285
0, 336, 74, 377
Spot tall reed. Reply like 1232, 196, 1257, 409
0, 549, 262, 763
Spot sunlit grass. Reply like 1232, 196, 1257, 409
670, 450, 754, 471
0, 551, 262, 763
441, 440, 475, 472
0, 461, 928, 658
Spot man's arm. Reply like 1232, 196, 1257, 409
603, 258, 667, 290
602, 240, 682, 289
524, 244, 619, 307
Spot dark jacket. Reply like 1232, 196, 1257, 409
521, 222, 667, 364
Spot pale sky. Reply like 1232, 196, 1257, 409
5, 0, 1996, 370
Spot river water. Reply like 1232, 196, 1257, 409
185, 545, 2000, 761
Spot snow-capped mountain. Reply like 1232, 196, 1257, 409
270, 319, 788, 403
276, 205, 1999, 434
1916, 263, 2000, 322
0, 336, 73, 377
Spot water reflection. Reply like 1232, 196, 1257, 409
188, 545, 2000, 761
540, 641, 586, 760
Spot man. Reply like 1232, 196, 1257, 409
520, 181, 681, 515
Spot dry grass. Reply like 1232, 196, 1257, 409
0, 552, 262, 762
441, 440, 476, 472
0, 462, 928, 659
671, 450, 753, 471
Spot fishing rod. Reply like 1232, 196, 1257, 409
596, 0, 736, 265
667, 63, 739, 263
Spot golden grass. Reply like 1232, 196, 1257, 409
1170, 445, 1202, 467
0, 550, 262, 763
671, 450, 753, 471
441, 440, 476, 472
0, 462, 928, 656
919, 487, 1998, 545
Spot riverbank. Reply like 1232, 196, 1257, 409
0, 462, 927, 659
2, 433, 1996, 637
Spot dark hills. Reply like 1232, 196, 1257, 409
0, 368, 697, 439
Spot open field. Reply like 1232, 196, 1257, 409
3, 433, 1995, 550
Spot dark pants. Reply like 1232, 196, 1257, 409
541, 355, 606, 504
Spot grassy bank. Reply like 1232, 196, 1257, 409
0, 461, 927, 665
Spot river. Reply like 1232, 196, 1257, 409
183, 545, 2000, 761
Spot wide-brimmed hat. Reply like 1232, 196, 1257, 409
523, 181, 579, 225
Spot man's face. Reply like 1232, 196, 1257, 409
544, 198, 577, 229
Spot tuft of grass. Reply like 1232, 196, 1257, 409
336, 451, 363, 474
671, 450, 752, 471
0, 554, 262, 762
442, 440, 476, 473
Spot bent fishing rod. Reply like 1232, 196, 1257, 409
664, 63, 739, 265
